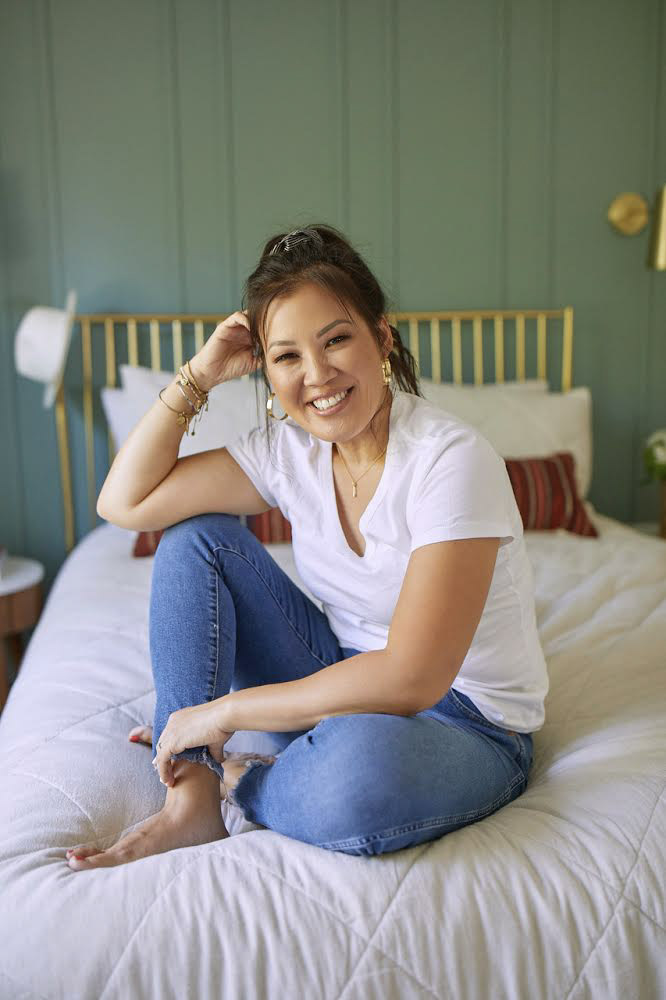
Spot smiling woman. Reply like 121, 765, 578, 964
259, 281, 396, 474
244, 223, 421, 474
82, 221, 546, 869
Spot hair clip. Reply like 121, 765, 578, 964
269, 227, 324, 256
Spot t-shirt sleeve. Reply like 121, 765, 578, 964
407, 429, 517, 553
225, 424, 279, 509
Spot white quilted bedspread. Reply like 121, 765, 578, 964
0, 509, 664, 1000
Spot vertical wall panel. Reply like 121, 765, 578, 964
505, 0, 553, 306
229, 0, 343, 285
397, 0, 504, 307
48, 0, 182, 312
347, 0, 395, 298
555, 0, 656, 519
173, 0, 237, 310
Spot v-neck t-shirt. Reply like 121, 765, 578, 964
226, 388, 549, 733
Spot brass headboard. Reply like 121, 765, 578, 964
55, 306, 573, 554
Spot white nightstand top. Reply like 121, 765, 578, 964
0, 557, 45, 597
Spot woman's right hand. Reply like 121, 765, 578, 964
188, 310, 262, 391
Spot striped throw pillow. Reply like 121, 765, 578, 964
504, 452, 598, 536
133, 530, 164, 557
245, 509, 293, 544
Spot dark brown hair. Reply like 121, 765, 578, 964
241, 222, 423, 452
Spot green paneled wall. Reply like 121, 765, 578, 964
1, 0, 665, 604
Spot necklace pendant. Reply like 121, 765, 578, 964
352, 482, 358, 498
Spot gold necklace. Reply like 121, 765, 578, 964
334, 443, 388, 498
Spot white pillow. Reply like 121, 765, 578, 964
420, 377, 549, 401
101, 374, 262, 457
419, 381, 593, 499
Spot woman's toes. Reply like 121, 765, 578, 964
68, 805, 229, 871
128, 725, 153, 746
66, 846, 103, 868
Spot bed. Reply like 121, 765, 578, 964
0, 308, 664, 1000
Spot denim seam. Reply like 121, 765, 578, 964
472, 727, 526, 785
445, 696, 525, 783
422, 711, 519, 771
209, 544, 330, 667
208, 557, 221, 702
166, 564, 221, 765
316, 771, 526, 851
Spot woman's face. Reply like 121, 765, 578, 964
261, 282, 392, 443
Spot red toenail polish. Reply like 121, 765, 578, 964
129, 735, 139, 741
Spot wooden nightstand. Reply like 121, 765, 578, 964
0, 557, 45, 710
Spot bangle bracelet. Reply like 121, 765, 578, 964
185, 361, 208, 396
184, 360, 206, 396
178, 361, 208, 399
178, 370, 209, 412
176, 380, 199, 413
158, 387, 191, 430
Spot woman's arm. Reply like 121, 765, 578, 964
97, 361, 212, 518
217, 648, 417, 733
216, 536, 501, 732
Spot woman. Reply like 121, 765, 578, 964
67, 223, 547, 870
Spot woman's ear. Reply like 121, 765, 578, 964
379, 316, 394, 357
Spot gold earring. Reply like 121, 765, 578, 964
381, 358, 392, 385
266, 391, 288, 420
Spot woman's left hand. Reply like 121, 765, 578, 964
152, 700, 235, 786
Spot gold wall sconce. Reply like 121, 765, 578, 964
607, 186, 666, 269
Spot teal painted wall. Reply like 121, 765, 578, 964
1, 0, 665, 606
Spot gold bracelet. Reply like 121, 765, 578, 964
179, 362, 206, 399
185, 360, 206, 396
175, 380, 199, 413
178, 368, 209, 413
158, 387, 192, 432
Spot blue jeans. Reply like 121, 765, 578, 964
149, 513, 534, 856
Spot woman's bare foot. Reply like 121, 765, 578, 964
66, 758, 229, 871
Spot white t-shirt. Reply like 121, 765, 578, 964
226, 388, 549, 732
